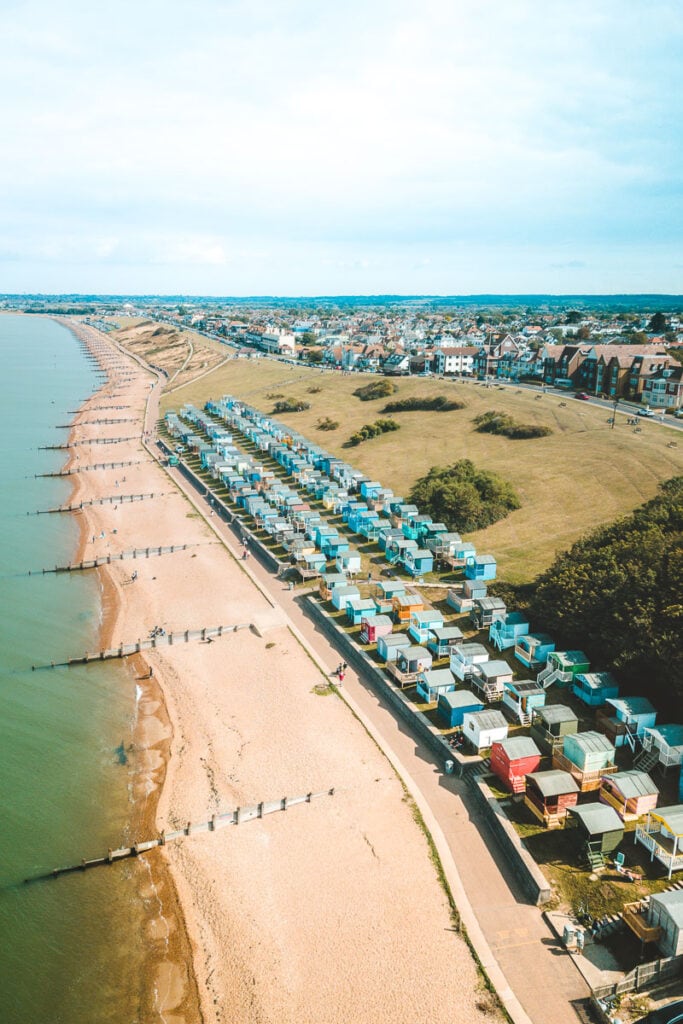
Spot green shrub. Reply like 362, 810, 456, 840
316, 416, 339, 431
473, 410, 552, 440
273, 398, 311, 413
346, 418, 400, 446
382, 395, 465, 413
409, 460, 520, 532
353, 379, 398, 401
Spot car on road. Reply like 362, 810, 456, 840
574, 392, 590, 401
637, 407, 655, 417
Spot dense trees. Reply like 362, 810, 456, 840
409, 460, 520, 533
529, 477, 683, 709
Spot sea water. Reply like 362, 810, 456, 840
0, 316, 147, 1023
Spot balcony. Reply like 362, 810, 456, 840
622, 902, 662, 944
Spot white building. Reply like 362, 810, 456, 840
434, 347, 478, 376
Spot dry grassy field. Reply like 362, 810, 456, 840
111, 324, 682, 583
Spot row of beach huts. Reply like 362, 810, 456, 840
165, 396, 683, 927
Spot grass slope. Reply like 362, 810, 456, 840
114, 331, 682, 584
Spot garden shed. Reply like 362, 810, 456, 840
524, 769, 580, 828
491, 736, 542, 793
648, 889, 683, 957
437, 690, 484, 729
599, 770, 659, 822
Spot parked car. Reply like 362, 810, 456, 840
637, 407, 654, 417
574, 392, 590, 401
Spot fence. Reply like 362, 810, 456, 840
593, 953, 683, 1000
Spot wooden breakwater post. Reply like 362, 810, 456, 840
31, 620, 253, 669
36, 460, 147, 478
31, 542, 193, 576
33, 492, 168, 515
23, 787, 336, 883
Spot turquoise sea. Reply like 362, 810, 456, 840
0, 316, 148, 1023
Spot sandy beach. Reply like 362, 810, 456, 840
61, 319, 500, 1024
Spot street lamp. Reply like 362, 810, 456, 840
611, 395, 619, 430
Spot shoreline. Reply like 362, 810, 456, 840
56, 318, 501, 1024
59, 319, 202, 1024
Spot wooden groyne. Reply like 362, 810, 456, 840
38, 436, 138, 450
33, 621, 253, 670
30, 543, 192, 576
33, 492, 168, 515
67, 405, 131, 413
24, 788, 336, 883
37, 460, 147, 478
76, 418, 137, 425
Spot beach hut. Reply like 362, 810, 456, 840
566, 804, 625, 868
637, 725, 683, 774
388, 646, 433, 688
465, 554, 497, 581
491, 737, 542, 794
319, 573, 347, 600
321, 534, 350, 559
376, 632, 411, 663
402, 547, 434, 577
524, 769, 580, 828
530, 704, 579, 755
489, 612, 530, 651
537, 650, 590, 689
450, 643, 489, 682
416, 668, 456, 704
359, 614, 393, 645
471, 660, 513, 703
446, 578, 487, 613
303, 552, 326, 575
462, 709, 508, 752
331, 585, 360, 611
501, 679, 546, 725
408, 609, 444, 645
572, 671, 620, 708
346, 597, 376, 626
427, 625, 464, 659
553, 731, 617, 792
470, 596, 507, 630
635, 804, 683, 878
378, 527, 403, 552
596, 697, 658, 750
599, 770, 659, 822
392, 592, 424, 624
647, 889, 683, 957
437, 690, 484, 729
375, 580, 405, 603
514, 633, 555, 672
402, 512, 433, 541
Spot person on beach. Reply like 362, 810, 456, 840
338, 671, 345, 686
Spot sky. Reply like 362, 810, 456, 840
1, 0, 682, 295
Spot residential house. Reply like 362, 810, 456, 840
433, 346, 478, 376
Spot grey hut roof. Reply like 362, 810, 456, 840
421, 669, 455, 687
652, 805, 683, 836
608, 770, 658, 799
568, 804, 624, 836
650, 889, 683, 928
606, 696, 657, 717
527, 769, 579, 797
571, 730, 614, 754
537, 704, 578, 725
431, 626, 464, 641
466, 709, 507, 731
499, 736, 540, 760
479, 660, 512, 680
440, 690, 482, 709
381, 633, 410, 647
508, 679, 543, 696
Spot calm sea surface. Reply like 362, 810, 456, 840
0, 316, 147, 1023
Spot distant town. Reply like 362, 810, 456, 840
4, 294, 683, 409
